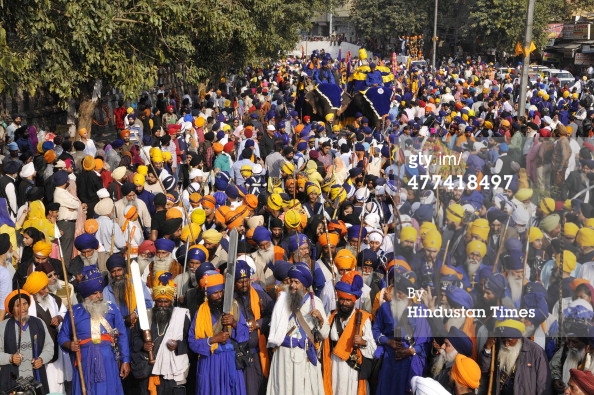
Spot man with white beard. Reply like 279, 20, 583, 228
250, 226, 277, 287
267, 263, 329, 395
23, 271, 72, 394
358, 249, 383, 310
103, 255, 153, 329
58, 265, 131, 395
431, 327, 474, 393
35, 260, 78, 307
480, 318, 551, 394
550, 299, 594, 394
146, 238, 183, 289
444, 286, 477, 357
68, 233, 101, 277
502, 250, 528, 309
462, 240, 488, 289
115, 181, 152, 237
137, 240, 156, 279
372, 271, 432, 395
174, 245, 207, 305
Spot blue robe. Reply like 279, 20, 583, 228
58, 302, 130, 395
189, 307, 249, 395
372, 302, 432, 395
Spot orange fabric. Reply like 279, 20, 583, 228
322, 310, 370, 395
79, 334, 114, 345
250, 286, 270, 377
461, 317, 478, 361
194, 301, 218, 353
148, 375, 160, 395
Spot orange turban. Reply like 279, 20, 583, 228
23, 271, 49, 294
82, 155, 95, 171
44, 150, 57, 164
319, 233, 340, 247
33, 241, 52, 257
244, 194, 258, 210
200, 273, 225, 294
201, 195, 216, 209
334, 249, 356, 270
84, 219, 99, 234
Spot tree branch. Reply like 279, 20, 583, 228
112, 17, 147, 25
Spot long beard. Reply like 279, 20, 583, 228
498, 340, 522, 374
256, 246, 275, 265
48, 282, 61, 293
153, 257, 172, 272
431, 349, 447, 377
208, 299, 223, 315
111, 277, 128, 304
83, 298, 109, 320
136, 256, 153, 274
508, 274, 523, 303
362, 272, 373, 286
466, 259, 480, 276
563, 347, 586, 384
337, 304, 355, 319
445, 315, 466, 331
82, 251, 99, 267
153, 306, 173, 327
35, 293, 51, 311
288, 288, 306, 314
390, 297, 409, 321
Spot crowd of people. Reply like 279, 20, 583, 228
1, 50, 594, 395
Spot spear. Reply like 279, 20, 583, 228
492, 216, 511, 274
55, 223, 87, 395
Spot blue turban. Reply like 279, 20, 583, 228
42, 141, 55, 151
477, 266, 493, 283
413, 204, 433, 223
245, 139, 255, 148
287, 234, 309, 254
504, 238, 523, 254
74, 233, 99, 251
445, 286, 474, 309
52, 170, 69, 186
484, 273, 507, 299
288, 262, 313, 288
213, 192, 227, 207
195, 262, 215, 284
335, 273, 364, 299
111, 139, 125, 149
446, 327, 473, 357
214, 177, 229, 191
272, 261, 293, 282
225, 185, 240, 199
358, 249, 378, 270
235, 260, 252, 281
348, 225, 367, 240
188, 247, 207, 263
521, 292, 548, 326
252, 226, 272, 244
440, 274, 463, 292
499, 143, 509, 153
486, 207, 508, 223
507, 176, 518, 193
77, 265, 105, 298
155, 238, 175, 253
106, 254, 126, 271
503, 251, 523, 271
297, 142, 307, 151
394, 271, 418, 292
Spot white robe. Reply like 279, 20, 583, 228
267, 293, 330, 395
330, 311, 377, 395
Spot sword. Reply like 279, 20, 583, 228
131, 261, 154, 364
223, 229, 239, 333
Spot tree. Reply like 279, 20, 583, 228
0, 0, 325, 136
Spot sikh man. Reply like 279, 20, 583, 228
69, 233, 101, 276
322, 271, 377, 395
565, 369, 594, 395
24, 270, 72, 394
251, 226, 277, 287
94, 197, 127, 269
115, 181, 152, 237
451, 354, 481, 395
188, 271, 249, 395
58, 265, 131, 395
502, 250, 528, 308
480, 317, 551, 395
267, 263, 329, 395
372, 271, 432, 395
146, 238, 183, 289
0, 289, 54, 393
201, 228, 227, 268
174, 244, 208, 305
131, 271, 191, 394
315, 233, 340, 314
234, 259, 274, 395
137, 240, 156, 276
334, 248, 372, 313
103, 255, 153, 329
431, 327, 474, 392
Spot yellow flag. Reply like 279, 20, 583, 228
515, 42, 524, 56
528, 41, 536, 54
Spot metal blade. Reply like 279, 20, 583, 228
131, 260, 150, 330
223, 229, 239, 314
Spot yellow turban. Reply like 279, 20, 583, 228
451, 354, 481, 390
78, 128, 88, 137
267, 194, 283, 211
539, 198, 555, 215
494, 318, 526, 335
181, 223, 201, 243
577, 228, 594, 247
82, 155, 95, 171
419, 222, 437, 238
446, 204, 465, 223
191, 209, 206, 226
422, 229, 442, 250
33, 241, 53, 257
334, 249, 356, 270
151, 151, 164, 163
23, 271, 49, 295
515, 188, 533, 202
307, 184, 320, 195
162, 151, 172, 162
528, 227, 543, 243
470, 218, 490, 241
564, 222, 579, 238
166, 208, 183, 220
557, 250, 577, 273
133, 173, 145, 186
586, 218, 594, 229
202, 229, 223, 244
400, 227, 417, 243
152, 271, 176, 301
137, 165, 148, 176
284, 209, 302, 230
466, 240, 486, 258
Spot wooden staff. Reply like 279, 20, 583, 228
435, 240, 450, 308
487, 341, 496, 395
492, 216, 511, 274
322, 216, 336, 286
56, 226, 87, 395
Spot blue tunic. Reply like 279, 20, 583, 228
58, 302, 130, 395
372, 302, 432, 395
189, 308, 249, 395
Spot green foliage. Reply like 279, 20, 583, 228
0, 0, 324, 106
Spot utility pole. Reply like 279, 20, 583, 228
518, 0, 536, 118
432, 0, 438, 71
